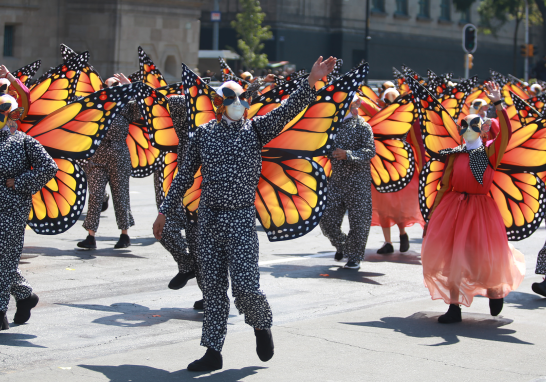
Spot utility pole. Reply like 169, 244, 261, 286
363, 0, 370, 84
525, 0, 529, 81
213, 0, 220, 51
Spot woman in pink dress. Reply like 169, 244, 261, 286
421, 82, 525, 323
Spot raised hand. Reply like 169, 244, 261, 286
0, 65, 9, 78
484, 81, 502, 106
308, 56, 337, 88
114, 73, 131, 85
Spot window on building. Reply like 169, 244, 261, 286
395, 0, 408, 16
440, 0, 451, 21
418, 0, 430, 18
460, 7, 471, 23
371, 0, 385, 13
4, 25, 14, 57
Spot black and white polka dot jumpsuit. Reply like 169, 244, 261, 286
157, 96, 200, 281
0, 130, 57, 312
320, 115, 376, 263
82, 101, 141, 233
159, 81, 316, 352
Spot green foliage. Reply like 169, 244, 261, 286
452, 0, 476, 12
231, 0, 272, 69
478, 0, 542, 36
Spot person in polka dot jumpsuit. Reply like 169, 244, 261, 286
78, 75, 141, 249
155, 95, 203, 304
320, 95, 376, 269
0, 91, 58, 330
153, 56, 338, 371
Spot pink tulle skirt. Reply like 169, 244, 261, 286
371, 174, 425, 228
421, 191, 525, 307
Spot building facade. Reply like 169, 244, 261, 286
1, 0, 201, 82
200, 0, 541, 80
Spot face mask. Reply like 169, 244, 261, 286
222, 87, 249, 121
0, 101, 23, 130
459, 116, 482, 136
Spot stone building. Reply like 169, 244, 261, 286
1, 0, 201, 82
200, 0, 541, 80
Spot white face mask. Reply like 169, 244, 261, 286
225, 99, 246, 121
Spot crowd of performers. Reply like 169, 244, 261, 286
2, 44, 546, 370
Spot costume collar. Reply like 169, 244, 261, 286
220, 115, 245, 128
465, 137, 482, 150
439, 142, 489, 185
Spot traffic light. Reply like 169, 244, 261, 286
521, 44, 535, 57
462, 24, 477, 53
467, 54, 473, 69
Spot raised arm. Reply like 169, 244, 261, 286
14, 136, 58, 195
483, 81, 511, 169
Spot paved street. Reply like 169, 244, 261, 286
1, 177, 546, 381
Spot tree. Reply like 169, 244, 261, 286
452, 0, 476, 12
478, 0, 542, 75
535, 0, 546, 56
231, 0, 272, 70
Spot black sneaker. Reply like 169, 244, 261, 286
489, 298, 504, 316
532, 279, 546, 297
187, 348, 223, 371
438, 304, 462, 324
0, 312, 9, 330
255, 328, 274, 362
168, 271, 195, 290
13, 293, 39, 324
334, 252, 343, 261
399, 233, 410, 252
343, 261, 361, 270
114, 234, 131, 249
101, 193, 110, 212
377, 242, 394, 254
193, 299, 204, 310
77, 235, 97, 249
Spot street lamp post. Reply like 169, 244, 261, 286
525, 0, 529, 81
213, 0, 220, 51
363, 0, 370, 84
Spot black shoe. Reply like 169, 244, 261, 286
377, 242, 394, 254
489, 298, 504, 316
334, 252, 343, 261
187, 348, 223, 371
193, 299, 204, 310
101, 193, 110, 212
255, 328, 274, 362
13, 293, 39, 324
114, 234, 130, 249
168, 271, 195, 290
532, 279, 546, 297
438, 304, 462, 324
0, 312, 9, 330
343, 261, 361, 270
77, 235, 97, 249
399, 233, 410, 252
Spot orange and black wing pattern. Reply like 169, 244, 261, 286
359, 84, 380, 104
138, 46, 168, 89
418, 158, 445, 222
407, 75, 460, 159
439, 76, 476, 121
182, 164, 202, 222
19, 52, 89, 132
24, 83, 138, 159
60, 44, 78, 62
28, 157, 87, 235
157, 82, 184, 98
513, 92, 542, 126
74, 65, 105, 98
219, 57, 235, 81
127, 118, 164, 177
368, 93, 417, 139
525, 94, 546, 115
372, 139, 415, 192
14, 60, 41, 87
180, 63, 218, 132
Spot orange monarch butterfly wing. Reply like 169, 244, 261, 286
256, 154, 328, 241
248, 77, 303, 119
74, 65, 105, 98
138, 46, 168, 89
418, 158, 445, 222
157, 82, 184, 98
222, 73, 250, 89
368, 93, 417, 139
19, 52, 89, 132
275, 69, 308, 87
181, 165, 202, 223
14, 60, 41, 87
359, 84, 380, 104
127, 118, 164, 177
128, 70, 142, 83
134, 84, 178, 151
313, 155, 332, 177
513, 92, 542, 126
525, 94, 546, 115
28, 157, 87, 235
181, 63, 218, 132
219, 57, 236, 81
256, 62, 370, 158
60, 43, 78, 62
407, 75, 460, 159
24, 83, 138, 159
459, 86, 488, 124
402, 65, 425, 84
371, 139, 415, 192
489, 170, 546, 241
439, 76, 477, 121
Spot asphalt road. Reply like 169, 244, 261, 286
1, 177, 546, 382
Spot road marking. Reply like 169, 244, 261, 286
260, 252, 334, 266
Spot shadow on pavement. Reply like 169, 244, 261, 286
505, 291, 546, 310
22, 246, 146, 260
58, 303, 206, 327
343, 311, 533, 346
364, 251, 421, 265
0, 333, 47, 348
79, 364, 266, 381
262, 264, 384, 284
